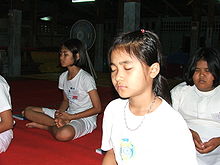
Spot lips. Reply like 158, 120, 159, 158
198, 79, 206, 83
115, 84, 126, 91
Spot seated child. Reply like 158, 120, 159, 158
171, 47, 220, 165
0, 75, 13, 153
23, 39, 102, 142
101, 30, 198, 165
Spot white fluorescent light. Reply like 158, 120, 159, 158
40, 16, 52, 21
72, 0, 95, 3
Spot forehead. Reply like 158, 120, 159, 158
110, 48, 137, 62
196, 60, 208, 68
60, 46, 70, 52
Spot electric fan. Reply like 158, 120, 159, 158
70, 19, 97, 78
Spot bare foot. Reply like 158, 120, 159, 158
55, 118, 68, 128
26, 122, 48, 130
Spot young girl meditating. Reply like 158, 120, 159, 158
23, 38, 101, 141
0, 75, 13, 153
101, 30, 198, 164
171, 47, 220, 165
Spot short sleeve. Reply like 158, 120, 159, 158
58, 71, 67, 90
81, 72, 96, 92
0, 82, 11, 112
170, 82, 186, 111
101, 102, 114, 151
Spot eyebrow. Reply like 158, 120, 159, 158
60, 50, 69, 53
110, 60, 133, 66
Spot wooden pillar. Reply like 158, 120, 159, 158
123, 0, 140, 32
31, 0, 37, 48
206, 0, 215, 46
117, 0, 124, 33
190, 0, 201, 57
94, 0, 104, 72
8, 9, 22, 77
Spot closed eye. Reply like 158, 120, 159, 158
110, 65, 117, 72
125, 67, 132, 70
111, 69, 116, 72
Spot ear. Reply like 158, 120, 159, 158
149, 62, 160, 78
76, 53, 80, 60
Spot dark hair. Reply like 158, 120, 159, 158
108, 30, 171, 104
184, 47, 220, 87
60, 38, 87, 69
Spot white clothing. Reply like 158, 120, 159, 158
59, 69, 96, 115
0, 75, 13, 153
101, 98, 198, 165
42, 107, 96, 139
43, 69, 97, 139
171, 82, 220, 165
0, 76, 11, 112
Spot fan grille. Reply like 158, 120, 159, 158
70, 19, 96, 50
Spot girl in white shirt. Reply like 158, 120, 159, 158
0, 75, 13, 153
23, 39, 101, 141
171, 47, 220, 165
101, 30, 198, 165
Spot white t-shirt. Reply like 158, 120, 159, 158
0, 76, 11, 113
171, 82, 220, 165
101, 98, 198, 165
0, 75, 13, 153
59, 69, 96, 114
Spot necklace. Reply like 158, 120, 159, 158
124, 94, 157, 131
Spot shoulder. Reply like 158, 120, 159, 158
0, 75, 7, 84
79, 69, 94, 80
59, 70, 68, 80
215, 85, 220, 91
171, 82, 192, 95
159, 99, 180, 115
159, 99, 188, 123
104, 98, 127, 114
0, 75, 9, 89
159, 99, 175, 112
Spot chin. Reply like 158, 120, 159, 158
197, 86, 213, 92
118, 93, 130, 99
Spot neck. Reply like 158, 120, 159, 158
129, 92, 157, 116
67, 66, 80, 80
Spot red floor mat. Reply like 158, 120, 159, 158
0, 79, 117, 165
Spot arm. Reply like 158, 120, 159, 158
57, 91, 69, 112
190, 129, 205, 151
189, 129, 220, 153
102, 149, 117, 165
0, 110, 13, 133
58, 89, 102, 121
197, 137, 220, 154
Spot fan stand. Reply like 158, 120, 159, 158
69, 20, 97, 79
85, 46, 97, 79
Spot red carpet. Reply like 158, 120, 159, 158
0, 79, 117, 165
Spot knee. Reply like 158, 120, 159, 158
54, 127, 75, 142
22, 106, 37, 118
22, 106, 32, 115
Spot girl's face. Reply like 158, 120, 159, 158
110, 49, 154, 99
59, 46, 74, 67
193, 59, 215, 92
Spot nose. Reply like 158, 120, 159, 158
59, 53, 64, 60
199, 71, 205, 77
114, 69, 123, 82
